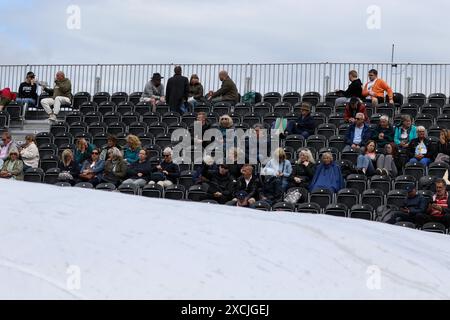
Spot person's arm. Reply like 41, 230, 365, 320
115, 161, 128, 178
211, 81, 229, 98
10, 161, 24, 177
18, 83, 25, 98
20, 144, 38, 160
184, 78, 190, 102
381, 80, 394, 101
394, 127, 401, 145
410, 197, 428, 215
194, 84, 204, 100
165, 79, 171, 105
344, 127, 353, 145
283, 161, 292, 177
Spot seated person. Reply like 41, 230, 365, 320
389, 183, 428, 225
372, 115, 394, 148
58, 149, 80, 185
74, 138, 96, 169
356, 140, 377, 175
227, 164, 260, 206
233, 190, 251, 208
362, 69, 394, 106
101, 147, 128, 186
376, 142, 400, 177
435, 129, 450, 164
123, 149, 151, 188
0, 148, 24, 181
149, 147, 180, 188
334, 70, 364, 106
343, 113, 372, 152
188, 74, 205, 108
17, 72, 38, 108
123, 134, 142, 164
289, 149, 316, 189
19, 134, 40, 170
39, 71, 72, 123
261, 147, 292, 192
207, 70, 239, 105
309, 152, 345, 193
79, 148, 105, 185
100, 135, 120, 161
206, 164, 236, 204
408, 126, 433, 167
394, 114, 417, 150
415, 179, 450, 227
0, 132, 17, 167
258, 173, 283, 207
193, 155, 217, 185
227, 148, 244, 180
343, 97, 369, 123
0, 87, 17, 111
140, 73, 165, 112
287, 103, 315, 138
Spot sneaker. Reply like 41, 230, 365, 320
382, 169, 390, 177
376, 168, 383, 176
50, 113, 57, 121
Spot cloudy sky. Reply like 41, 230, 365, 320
1, 0, 449, 65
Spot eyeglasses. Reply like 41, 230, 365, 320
92, 152, 99, 155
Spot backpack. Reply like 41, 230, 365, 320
375, 205, 398, 223
242, 91, 256, 104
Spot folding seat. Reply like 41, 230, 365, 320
283, 146, 295, 161
324, 203, 348, 217
142, 184, 164, 198
212, 103, 231, 116
98, 102, 116, 115
254, 201, 272, 212
388, 92, 404, 106
155, 133, 172, 149
118, 183, 139, 195
361, 189, 384, 209
64, 111, 83, 125
273, 102, 292, 116
74, 182, 94, 189
167, 122, 188, 136
403, 162, 426, 180
128, 122, 148, 136
116, 133, 128, 148
376, 104, 394, 119
50, 121, 68, 136
306, 135, 326, 151
327, 113, 344, 127
206, 112, 219, 125
137, 133, 154, 147
418, 175, 436, 191
54, 133, 74, 148
148, 122, 167, 137
437, 115, 450, 129
369, 113, 383, 125
316, 123, 336, 139
325, 92, 339, 105
420, 103, 440, 118
414, 113, 434, 128
311, 112, 326, 127
88, 122, 107, 137
74, 132, 93, 144
142, 112, 161, 127
111, 92, 129, 105
386, 189, 408, 208
39, 154, 59, 172
96, 183, 116, 191
369, 175, 391, 195
443, 105, 450, 115
393, 175, 416, 191
242, 113, 261, 127
93, 92, 110, 105
399, 103, 419, 118
161, 112, 181, 126
68, 122, 88, 136
422, 222, 446, 234
103, 112, 122, 125
164, 185, 186, 200
72, 92, 91, 109
407, 93, 426, 107
340, 149, 359, 164
335, 104, 346, 114
93, 133, 108, 149
44, 168, 60, 185
349, 204, 374, 220
263, 92, 281, 107
54, 182, 72, 187
129, 92, 143, 105
327, 135, 345, 151
35, 132, 54, 147
106, 122, 126, 135
262, 112, 278, 127
0, 111, 10, 128
178, 170, 194, 190
284, 135, 305, 152
302, 92, 321, 106
149, 156, 163, 167
428, 125, 444, 138
5, 102, 24, 126
282, 92, 301, 106
395, 221, 416, 229
365, 105, 375, 118
309, 188, 333, 209
345, 174, 367, 194
318, 147, 339, 161
314, 103, 333, 117
428, 162, 449, 178
428, 93, 447, 107
417, 190, 434, 203
336, 188, 359, 209
284, 112, 298, 122
116, 102, 135, 115
253, 102, 273, 115
296, 203, 321, 214
155, 104, 170, 115
38, 143, 58, 158
83, 111, 103, 125
134, 102, 152, 116
193, 104, 211, 114
181, 113, 197, 127
272, 202, 295, 212
24, 168, 44, 183
79, 101, 98, 115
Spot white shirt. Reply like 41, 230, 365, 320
353, 125, 364, 145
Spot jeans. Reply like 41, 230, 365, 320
357, 155, 375, 175
123, 178, 147, 188
409, 157, 431, 167
16, 98, 36, 107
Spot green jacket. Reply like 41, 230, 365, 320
212, 78, 239, 102
2, 158, 24, 180
46, 78, 72, 100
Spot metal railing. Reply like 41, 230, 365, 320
1, 63, 450, 98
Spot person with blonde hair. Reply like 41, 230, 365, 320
101, 147, 128, 186
123, 134, 142, 164
19, 134, 40, 170
0, 148, 24, 181
58, 149, 79, 185
290, 149, 316, 189
261, 147, 292, 192
309, 152, 344, 193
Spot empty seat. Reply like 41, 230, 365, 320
50, 121, 69, 136
324, 203, 348, 217
98, 102, 116, 115
87, 122, 107, 137
302, 92, 321, 106
38, 143, 58, 158
328, 135, 346, 151
407, 93, 426, 106
421, 103, 441, 118
422, 222, 446, 234
118, 183, 139, 195
263, 92, 281, 107
164, 185, 185, 200
83, 111, 103, 125
44, 168, 60, 185
428, 162, 449, 178
437, 115, 450, 129
74, 182, 94, 189
296, 202, 321, 214
306, 135, 327, 150
212, 103, 231, 116
24, 168, 44, 183
395, 221, 416, 229
272, 202, 295, 212
284, 135, 305, 151
128, 122, 148, 136
387, 189, 408, 208
106, 122, 126, 135
79, 102, 98, 115
253, 201, 272, 211
310, 188, 333, 209
314, 103, 333, 117
403, 162, 426, 180
273, 102, 292, 116
428, 93, 447, 107
336, 188, 359, 209
346, 174, 367, 194
54, 132, 74, 148
282, 92, 301, 106
135, 102, 153, 116
316, 123, 336, 139
142, 184, 164, 198
103, 112, 122, 125
96, 183, 116, 191
350, 204, 374, 220
93, 92, 111, 105
116, 102, 135, 115
39, 154, 59, 172
362, 189, 384, 209
68, 122, 88, 136
72, 92, 91, 109
370, 175, 391, 195
35, 132, 54, 147
414, 113, 434, 128
111, 92, 129, 105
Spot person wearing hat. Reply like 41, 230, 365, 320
287, 102, 315, 139
393, 183, 428, 224
0, 147, 24, 181
140, 72, 166, 112
207, 163, 236, 204
343, 97, 369, 124
16, 71, 38, 111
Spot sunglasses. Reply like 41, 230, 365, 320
92, 152, 99, 155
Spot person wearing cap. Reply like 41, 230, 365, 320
208, 70, 239, 105
0, 148, 24, 181
343, 97, 369, 124
287, 102, 315, 138
40, 71, 72, 123
207, 164, 236, 204
235, 190, 251, 207
140, 73, 166, 112
334, 70, 364, 106
392, 183, 428, 224
166, 66, 190, 114
16, 72, 38, 110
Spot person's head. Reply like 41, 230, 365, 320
236, 190, 249, 205
108, 147, 122, 161
349, 97, 359, 109
241, 164, 253, 179
62, 149, 74, 164
300, 103, 311, 116
138, 149, 148, 162
219, 164, 229, 176
162, 147, 173, 162
107, 135, 117, 148
126, 134, 141, 150
218, 70, 229, 81
349, 70, 358, 81
274, 147, 286, 162
190, 74, 200, 85
25, 134, 36, 145
298, 149, 315, 164
401, 114, 412, 129
196, 112, 207, 124
151, 73, 163, 86
219, 115, 233, 128
365, 140, 376, 153
379, 115, 389, 128
26, 71, 35, 83
355, 112, 365, 126
440, 129, 450, 143
91, 148, 100, 161
384, 142, 398, 156
435, 179, 447, 197
368, 69, 378, 81
417, 126, 427, 140
405, 183, 417, 197
174, 65, 182, 75
56, 71, 65, 81
1, 132, 12, 145
8, 148, 19, 161
76, 138, 88, 150
321, 152, 333, 165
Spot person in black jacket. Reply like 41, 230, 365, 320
123, 149, 152, 187
259, 175, 283, 206
408, 126, 433, 167
287, 103, 315, 138
334, 70, 363, 106
17, 71, 38, 108
289, 149, 316, 189
435, 129, 450, 164
227, 164, 260, 206
207, 164, 236, 204
58, 149, 80, 185
389, 183, 429, 224
150, 147, 180, 188
166, 66, 189, 114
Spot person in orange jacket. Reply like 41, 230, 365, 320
362, 69, 394, 106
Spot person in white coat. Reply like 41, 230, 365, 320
261, 147, 292, 192
19, 134, 40, 170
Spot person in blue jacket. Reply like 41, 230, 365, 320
287, 103, 315, 138
343, 112, 372, 152
309, 152, 344, 193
